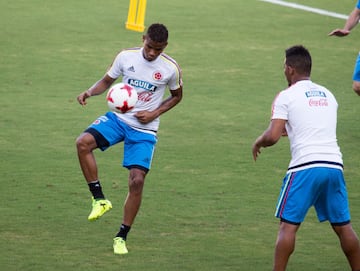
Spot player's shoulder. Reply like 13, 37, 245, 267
159, 52, 181, 71
160, 52, 177, 61
311, 81, 335, 96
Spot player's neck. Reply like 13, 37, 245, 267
291, 76, 310, 85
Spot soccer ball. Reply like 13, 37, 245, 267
106, 83, 138, 113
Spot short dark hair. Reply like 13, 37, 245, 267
146, 23, 168, 43
285, 45, 312, 75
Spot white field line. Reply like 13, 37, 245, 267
259, 0, 349, 20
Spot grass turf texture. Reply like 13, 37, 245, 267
1, 0, 360, 270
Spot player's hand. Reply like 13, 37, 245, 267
252, 143, 261, 162
135, 110, 157, 124
77, 91, 91, 106
328, 29, 350, 37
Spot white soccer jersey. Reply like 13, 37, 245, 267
107, 47, 182, 133
271, 80, 343, 170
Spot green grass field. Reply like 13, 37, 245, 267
1, 0, 360, 270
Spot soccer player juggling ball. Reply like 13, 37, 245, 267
76, 23, 183, 255
252, 45, 360, 271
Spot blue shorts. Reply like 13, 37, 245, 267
275, 167, 350, 225
353, 52, 360, 82
85, 112, 157, 171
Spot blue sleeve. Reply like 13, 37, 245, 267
357, 0, 360, 9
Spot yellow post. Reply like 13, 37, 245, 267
125, 0, 146, 32
126, 0, 137, 28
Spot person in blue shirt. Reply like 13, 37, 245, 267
329, 1, 360, 95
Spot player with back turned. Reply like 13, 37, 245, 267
252, 45, 360, 271
76, 23, 183, 255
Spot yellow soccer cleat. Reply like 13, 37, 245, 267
113, 237, 128, 255
88, 198, 112, 221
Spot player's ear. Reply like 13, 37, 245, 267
286, 65, 295, 75
290, 66, 297, 75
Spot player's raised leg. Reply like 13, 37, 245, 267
76, 132, 112, 221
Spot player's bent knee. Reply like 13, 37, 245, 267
76, 133, 96, 152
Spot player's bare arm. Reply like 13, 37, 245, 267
329, 8, 360, 37
77, 74, 116, 106
252, 119, 286, 161
135, 86, 183, 124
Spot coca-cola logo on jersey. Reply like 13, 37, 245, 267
138, 91, 152, 102
309, 99, 328, 107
